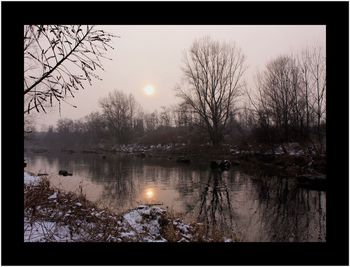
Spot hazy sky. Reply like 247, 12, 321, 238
33, 25, 326, 130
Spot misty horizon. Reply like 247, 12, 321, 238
30, 25, 325, 130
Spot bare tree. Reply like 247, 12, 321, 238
24, 25, 116, 115
176, 37, 246, 146
144, 111, 159, 132
84, 112, 107, 145
159, 106, 172, 127
99, 90, 138, 144
248, 48, 326, 153
308, 48, 326, 147
298, 49, 313, 134
254, 56, 302, 143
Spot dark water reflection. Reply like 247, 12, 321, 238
25, 152, 326, 242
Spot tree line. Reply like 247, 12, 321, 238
25, 33, 325, 153
247, 48, 326, 153
28, 94, 201, 149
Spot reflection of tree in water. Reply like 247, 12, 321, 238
250, 175, 326, 241
44, 154, 57, 168
90, 157, 138, 211
196, 170, 238, 239
176, 168, 201, 194
28, 155, 59, 173
42, 153, 139, 212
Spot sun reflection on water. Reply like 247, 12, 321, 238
144, 187, 156, 202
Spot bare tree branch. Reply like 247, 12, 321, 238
24, 25, 117, 115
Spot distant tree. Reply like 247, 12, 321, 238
297, 47, 326, 151
100, 90, 138, 144
176, 37, 246, 146
55, 118, 75, 147
133, 115, 145, 138
298, 49, 313, 134
56, 118, 74, 134
84, 112, 107, 145
159, 106, 172, 127
173, 102, 193, 128
308, 48, 326, 145
24, 25, 116, 115
253, 56, 303, 143
144, 111, 159, 132
24, 113, 36, 140
42, 125, 56, 147
250, 48, 326, 149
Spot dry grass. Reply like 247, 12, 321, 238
24, 177, 239, 242
159, 209, 239, 242
24, 177, 127, 241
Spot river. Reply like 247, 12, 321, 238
24, 151, 326, 242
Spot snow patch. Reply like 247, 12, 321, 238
24, 172, 41, 185
48, 192, 58, 200
121, 205, 167, 242
24, 220, 72, 242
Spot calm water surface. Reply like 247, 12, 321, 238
25, 152, 326, 242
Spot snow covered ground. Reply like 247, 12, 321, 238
24, 204, 196, 242
24, 171, 41, 185
230, 143, 310, 157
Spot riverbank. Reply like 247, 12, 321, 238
24, 172, 236, 242
25, 142, 326, 178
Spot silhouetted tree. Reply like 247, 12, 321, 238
159, 106, 172, 127
144, 111, 159, 132
308, 48, 326, 148
247, 48, 326, 152
176, 37, 246, 146
84, 112, 107, 145
100, 90, 138, 144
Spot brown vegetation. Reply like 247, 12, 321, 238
24, 177, 235, 242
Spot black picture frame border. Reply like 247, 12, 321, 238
1, 1, 348, 265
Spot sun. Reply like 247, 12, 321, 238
144, 85, 155, 95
